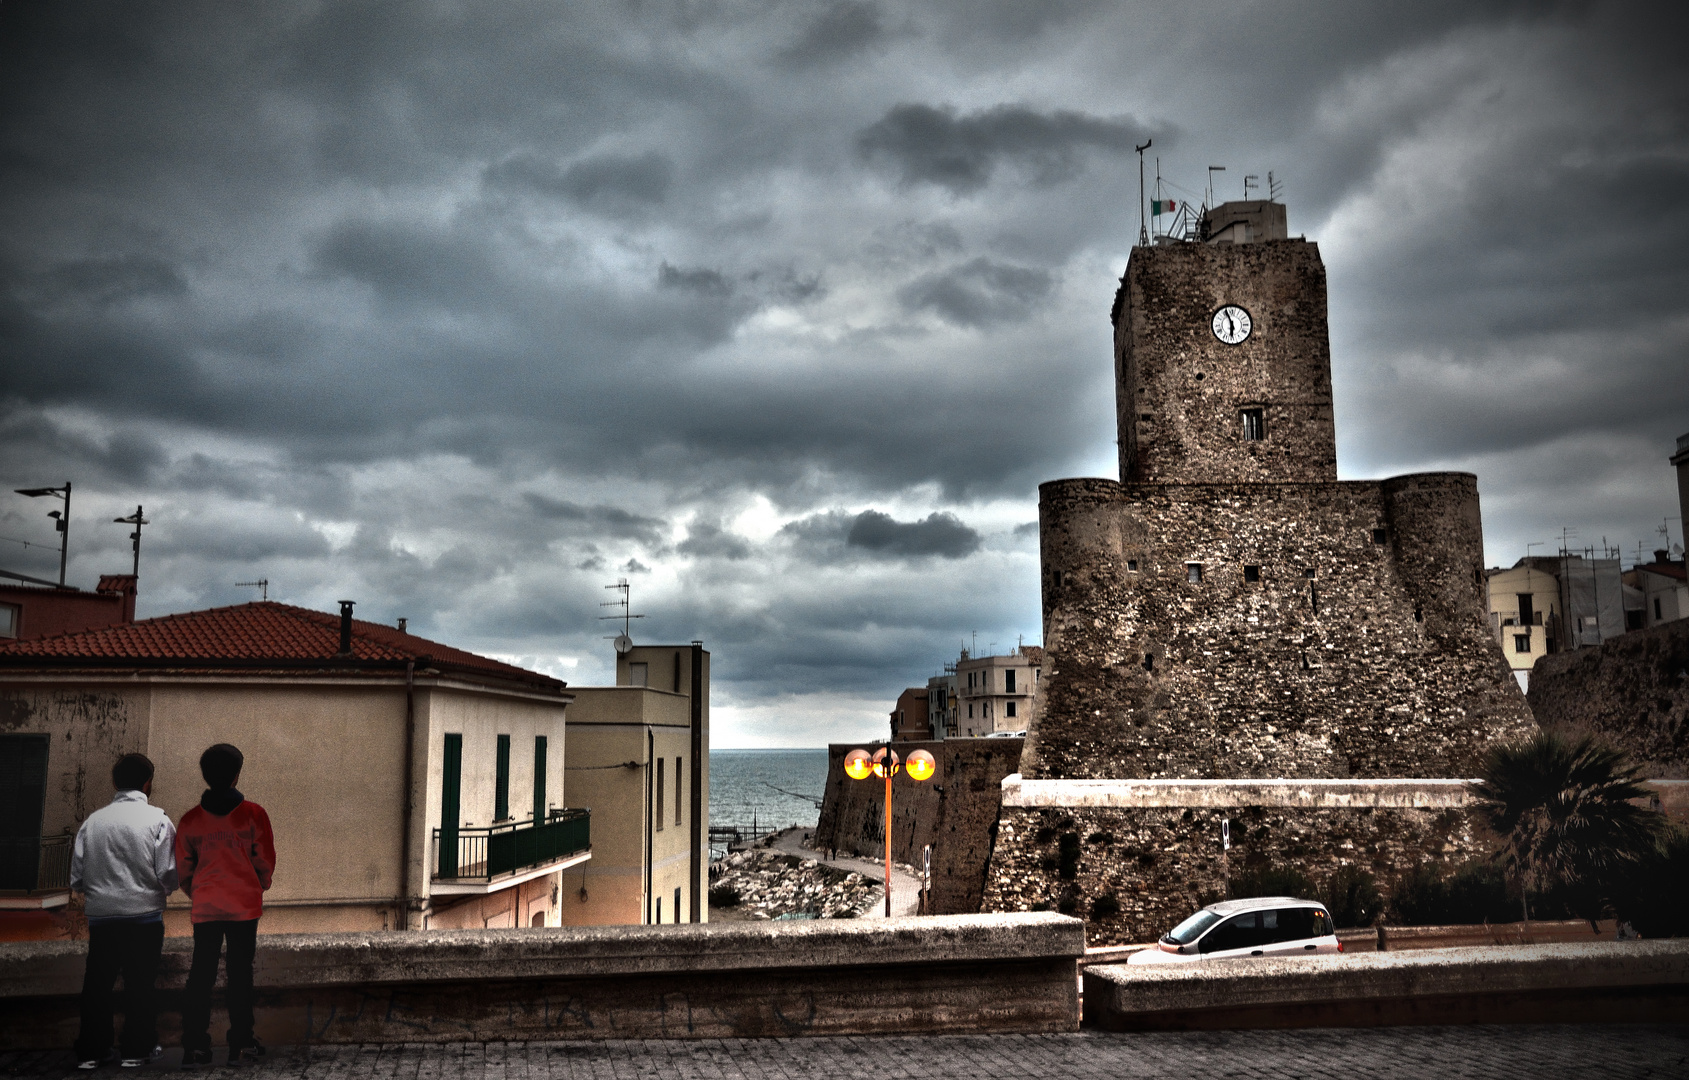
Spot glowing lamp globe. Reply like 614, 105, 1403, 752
905, 749, 936, 782
871, 747, 900, 778
844, 749, 873, 781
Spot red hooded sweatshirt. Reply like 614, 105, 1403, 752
175, 788, 275, 923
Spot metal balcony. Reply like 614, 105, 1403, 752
430, 808, 590, 895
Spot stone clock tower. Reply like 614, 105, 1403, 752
981, 202, 1536, 943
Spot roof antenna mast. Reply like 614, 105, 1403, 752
601, 578, 645, 655
1135, 139, 1152, 247
235, 578, 268, 600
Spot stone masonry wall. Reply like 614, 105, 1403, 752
1528, 616, 1689, 777
1023, 473, 1533, 782
984, 803, 1492, 947
813, 739, 1022, 914
1115, 240, 1337, 485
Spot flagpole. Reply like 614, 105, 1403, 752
1135, 140, 1151, 247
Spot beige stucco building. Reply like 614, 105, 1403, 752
1485, 565, 1560, 692
0, 601, 588, 938
952, 646, 1042, 738
561, 643, 709, 926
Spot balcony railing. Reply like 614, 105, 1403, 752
432, 808, 589, 885
0, 834, 71, 893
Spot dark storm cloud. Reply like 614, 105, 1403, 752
857, 103, 1159, 194
779, 2, 890, 68
898, 258, 1054, 327
523, 495, 668, 546
0, 0, 1680, 743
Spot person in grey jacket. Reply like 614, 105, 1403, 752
71, 753, 178, 1070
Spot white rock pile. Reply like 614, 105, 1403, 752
708, 849, 880, 919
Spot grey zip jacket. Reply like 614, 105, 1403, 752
70, 790, 179, 918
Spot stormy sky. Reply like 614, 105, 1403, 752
2, 0, 1685, 747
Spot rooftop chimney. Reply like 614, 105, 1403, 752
337, 600, 355, 657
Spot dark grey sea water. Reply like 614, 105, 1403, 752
708, 748, 828, 852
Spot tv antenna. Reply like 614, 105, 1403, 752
1206, 166, 1225, 210
1558, 526, 1578, 557
1135, 139, 1152, 247
1244, 174, 1260, 199
600, 578, 645, 654
112, 505, 148, 578
236, 578, 269, 600
1268, 171, 1283, 201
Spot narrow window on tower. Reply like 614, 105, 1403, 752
1372, 529, 1388, 545
1127, 559, 1139, 572
1186, 563, 1203, 583
1244, 565, 1260, 583
1240, 408, 1266, 441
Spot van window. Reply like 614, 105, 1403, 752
1201, 912, 1270, 953
1272, 907, 1317, 942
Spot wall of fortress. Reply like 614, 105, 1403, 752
1023, 472, 1533, 782
1528, 617, 1689, 778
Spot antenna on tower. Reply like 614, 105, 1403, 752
1135, 140, 1152, 247
235, 578, 269, 601
600, 578, 645, 654
1206, 166, 1226, 210
1244, 174, 1260, 200
1268, 171, 1283, 202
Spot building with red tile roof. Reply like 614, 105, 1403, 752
0, 601, 587, 941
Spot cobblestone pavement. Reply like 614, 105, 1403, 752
5, 1027, 1686, 1079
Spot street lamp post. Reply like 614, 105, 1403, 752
843, 745, 935, 917
14, 482, 71, 586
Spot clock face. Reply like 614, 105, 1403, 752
1211, 305, 1253, 345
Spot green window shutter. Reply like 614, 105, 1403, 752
440, 734, 462, 878
533, 735, 547, 823
495, 734, 511, 821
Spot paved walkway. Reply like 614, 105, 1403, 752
764, 828, 922, 917
6, 1026, 1685, 1078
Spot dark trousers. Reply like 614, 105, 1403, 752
180, 919, 259, 1050
76, 919, 165, 1060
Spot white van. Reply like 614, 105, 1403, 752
1127, 896, 1340, 964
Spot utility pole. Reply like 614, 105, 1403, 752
14, 481, 70, 586
113, 506, 148, 578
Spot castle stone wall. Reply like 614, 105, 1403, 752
812, 739, 1022, 914
1528, 617, 1689, 777
1025, 473, 1532, 782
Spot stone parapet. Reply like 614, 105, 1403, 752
1084, 939, 1689, 1030
1002, 775, 1475, 809
0, 914, 1085, 1047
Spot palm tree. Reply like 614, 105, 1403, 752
1468, 730, 1663, 924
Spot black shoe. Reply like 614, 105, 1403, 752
233, 1040, 265, 1064
179, 1049, 213, 1069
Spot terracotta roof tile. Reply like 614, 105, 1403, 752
0, 601, 563, 690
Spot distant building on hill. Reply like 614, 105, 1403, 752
1485, 564, 1559, 692
889, 687, 931, 741
1624, 551, 1688, 629
953, 645, 1042, 738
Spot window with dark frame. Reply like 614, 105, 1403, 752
1186, 563, 1202, 583
1372, 529, 1388, 544
1244, 565, 1260, 582
675, 757, 683, 826
656, 757, 665, 831
1127, 559, 1138, 572
494, 734, 511, 821
1514, 634, 1531, 653
1240, 408, 1266, 441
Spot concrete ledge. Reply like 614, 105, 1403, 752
1002, 775, 1476, 809
0, 914, 1084, 1046
1084, 939, 1689, 1030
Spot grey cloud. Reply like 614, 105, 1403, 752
658, 263, 734, 297
678, 518, 753, 560
485, 150, 673, 210
848, 510, 981, 558
1013, 521, 1038, 537
36, 256, 187, 308
857, 103, 1159, 194
314, 221, 503, 309
898, 257, 1054, 327
523, 494, 668, 546
779, 2, 889, 68
622, 558, 650, 573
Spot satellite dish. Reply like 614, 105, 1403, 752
613, 634, 634, 655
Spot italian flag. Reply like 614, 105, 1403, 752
1152, 198, 1177, 216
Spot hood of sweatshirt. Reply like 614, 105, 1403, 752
200, 787, 245, 816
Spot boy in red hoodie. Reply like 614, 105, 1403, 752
175, 744, 274, 1066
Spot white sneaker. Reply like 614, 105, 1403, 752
120, 1046, 163, 1068
78, 1051, 115, 1070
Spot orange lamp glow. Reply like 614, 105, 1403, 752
871, 747, 900, 778
844, 748, 873, 780
905, 749, 936, 781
